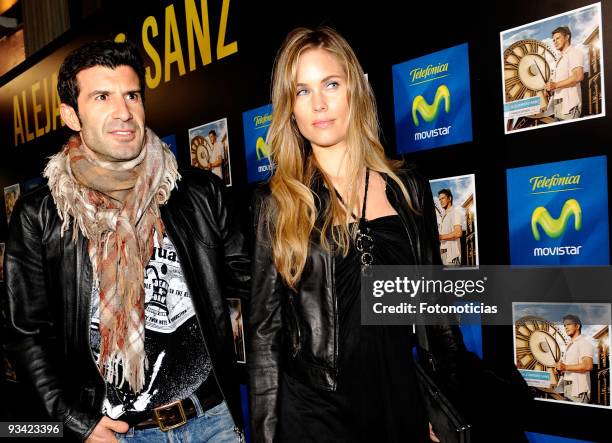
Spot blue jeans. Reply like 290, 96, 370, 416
116, 396, 242, 443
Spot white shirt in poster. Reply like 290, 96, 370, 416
563, 333, 594, 397
439, 206, 462, 264
210, 140, 224, 179
552, 45, 583, 115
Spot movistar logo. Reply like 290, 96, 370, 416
256, 136, 269, 161
412, 85, 450, 126
531, 199, 582, 241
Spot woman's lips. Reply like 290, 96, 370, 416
313, 119, 334, 128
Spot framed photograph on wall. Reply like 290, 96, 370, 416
500, 2, 605, 133
429, 174, 479, 267
227, 298, 246, 364
513, 302, 611, 409
188, 118, 232, 186
4, 183, 20, 223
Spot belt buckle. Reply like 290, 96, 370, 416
153, 400, 187, 432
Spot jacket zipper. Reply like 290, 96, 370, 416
288, 295, 302, 358
331, 242, 338, 385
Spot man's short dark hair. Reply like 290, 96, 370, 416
552, 26, 572, 42
563, 314, 582, 330
58, 40, 146, 112
208, 130, 217, 137
438, 188, 453, 202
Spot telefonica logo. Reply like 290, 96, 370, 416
253, 113, 272, 128
529, 173, 581, 192
409, 63, 449, 82
256, 136, 269, 161
531, 199, 582, 241
412, 85, 450, 127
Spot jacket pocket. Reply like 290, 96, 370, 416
186, 224, 219, 248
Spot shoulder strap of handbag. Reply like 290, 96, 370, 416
415, 324, 438, 372
415, 324, 429, 350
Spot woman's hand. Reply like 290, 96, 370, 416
429, 422, 441, 442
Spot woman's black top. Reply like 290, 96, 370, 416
277, 215, 428, 442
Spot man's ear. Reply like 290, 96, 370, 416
59, 104, 81, 132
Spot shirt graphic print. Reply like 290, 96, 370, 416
89, 234, 211, 418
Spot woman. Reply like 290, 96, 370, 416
247, 26, 466, 442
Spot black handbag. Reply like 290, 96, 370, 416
415, 325, 471, 443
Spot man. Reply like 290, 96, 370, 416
555, 315, 594, 403
206, 130, 225, 179
437, 189, 462, 266
3, 41, 249, 442
545, 26, 584, 121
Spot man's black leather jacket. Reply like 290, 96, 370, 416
3, 170, 250, 441
247, 168, 467, 443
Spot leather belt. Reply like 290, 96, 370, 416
124, 394, 222, 431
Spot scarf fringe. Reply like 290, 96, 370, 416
102, 350, 149, 393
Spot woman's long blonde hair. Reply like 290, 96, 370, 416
266, 26, 415, 289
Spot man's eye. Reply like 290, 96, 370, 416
127, 93, 140, 101
95, 94, 107, 101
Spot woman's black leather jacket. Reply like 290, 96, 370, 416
247, 168, 467, 442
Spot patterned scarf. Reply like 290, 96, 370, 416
44, 128, 180, 393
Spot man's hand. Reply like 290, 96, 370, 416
85, 417, 129, 443
545, 81, 557, 92
555, 361, 566, 372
